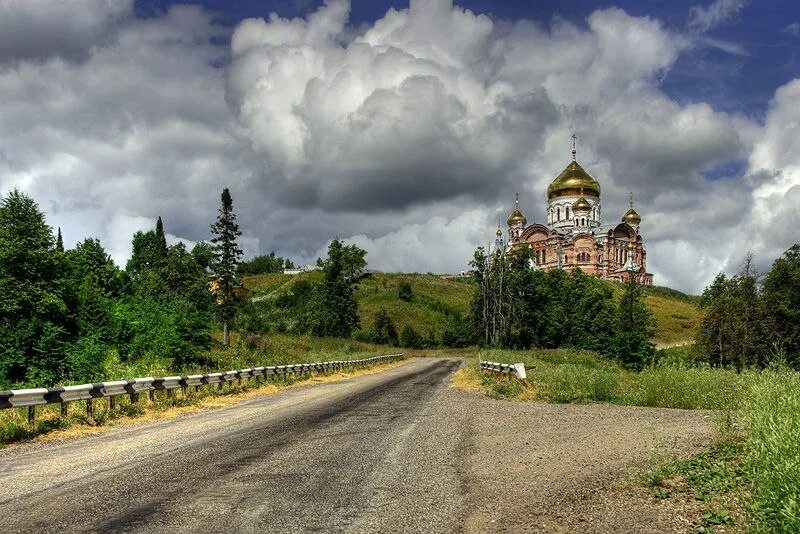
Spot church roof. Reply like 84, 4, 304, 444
507, 208, 527, 226
548, 159, 601, 200
622, 207, 641, 224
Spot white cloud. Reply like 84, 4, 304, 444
0, 0, 795, 295
687, 0, 745, 33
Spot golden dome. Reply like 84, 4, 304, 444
572, 196, 592, 212
622, 207, 641, 225
547, 160, 601, 200
507, 209, 527, 226
496, 227, 503, 238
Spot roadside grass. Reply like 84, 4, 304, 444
0, 356, 408, 447
460, 348, 800, 532
469, 349, 748, 410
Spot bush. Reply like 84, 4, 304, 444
398, 282, 413, 302
442, 317, 473, 348
64, 335, 111, 383
400, 325, 423, 349
371, 309, 398, 345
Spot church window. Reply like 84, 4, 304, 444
566, 206, 570, 219
557, 207, 561, 220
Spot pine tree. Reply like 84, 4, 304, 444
56, 227, 64, 252
311, 239, 360, 337
155, 216, 168, 260
210, 188, 243, 346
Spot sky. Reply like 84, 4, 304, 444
1, 0, 799, 294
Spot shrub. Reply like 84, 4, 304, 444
398, 282, 413, 302
442, 317, 474, 348
400, 325, 423, 349
371, 309, 398, 345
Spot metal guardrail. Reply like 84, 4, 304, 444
479, 360, 528, 383
0, 354, 405, 423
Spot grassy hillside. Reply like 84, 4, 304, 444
242, 272, 702, 346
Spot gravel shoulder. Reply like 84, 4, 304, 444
0, 358, 714, 533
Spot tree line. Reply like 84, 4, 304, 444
469, 245, 655, 369
0, 188, 243, 387
0, 187, 366, 388
696, 247, 800, 370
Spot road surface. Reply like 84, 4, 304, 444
0, 358, 713, 533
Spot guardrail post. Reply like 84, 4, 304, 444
109, 396, 116, 411
61, 402, 68, 417
148, 390, 155, 402
27, 405, 35, 425
218, 382, 223, 391
86, 399, 93, 416
130, 392, 139, 405
181, 386, 187, 399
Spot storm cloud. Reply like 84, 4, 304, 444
0, 0, 797, 294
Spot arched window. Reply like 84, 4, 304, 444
557, 207, 561, 221
581, 217, 585, 226
566, 206, 570, 219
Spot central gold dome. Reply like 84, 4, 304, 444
547, 160, 601, 200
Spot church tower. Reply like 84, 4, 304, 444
506, 192, 527, 240
547, 135, 601, 232
622, 193, 642, 233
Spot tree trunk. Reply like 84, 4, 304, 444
223, 322, 230, 347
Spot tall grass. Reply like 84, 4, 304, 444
743, 372, 800, 531
479, 348, 751, 410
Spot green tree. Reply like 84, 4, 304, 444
398, 281, 413, 302
191, 241, 215, 271
400, 324, 423, 349
696, 258, 769, 371
56, 227, 64, 252
237, 251, 294, 275
210, 188, 243, 346
613, 276, 655, 369
760, 246, 800, 365
0, 189, 70, 386
127, 230, 162, 277
371, 308, 398, 345
155, 216, 168, 259
311, 239, 361, 337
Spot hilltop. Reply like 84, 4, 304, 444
242, 272, 702, 347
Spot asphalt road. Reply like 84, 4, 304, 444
0, 358, 469, 533
0, 358, 714, 533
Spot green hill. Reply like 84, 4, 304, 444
242, 272, 702, 346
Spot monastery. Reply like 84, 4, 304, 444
497, 137, 653, 284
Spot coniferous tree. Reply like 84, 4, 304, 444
155, 216, 168, 259
56, 227, 64, 252
0, 189, 70, 385
311, 239, 360, 337
210, 188, 243, 346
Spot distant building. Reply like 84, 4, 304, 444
499, 137, 653, 284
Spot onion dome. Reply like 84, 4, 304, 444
507, 192, 527, 226
572, 196, 592, 213
622, 207, 641, 225
507, 209, 527, 226
496, 227, 503, 238
622, 193, 641, 225
548, 160, 601, 200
